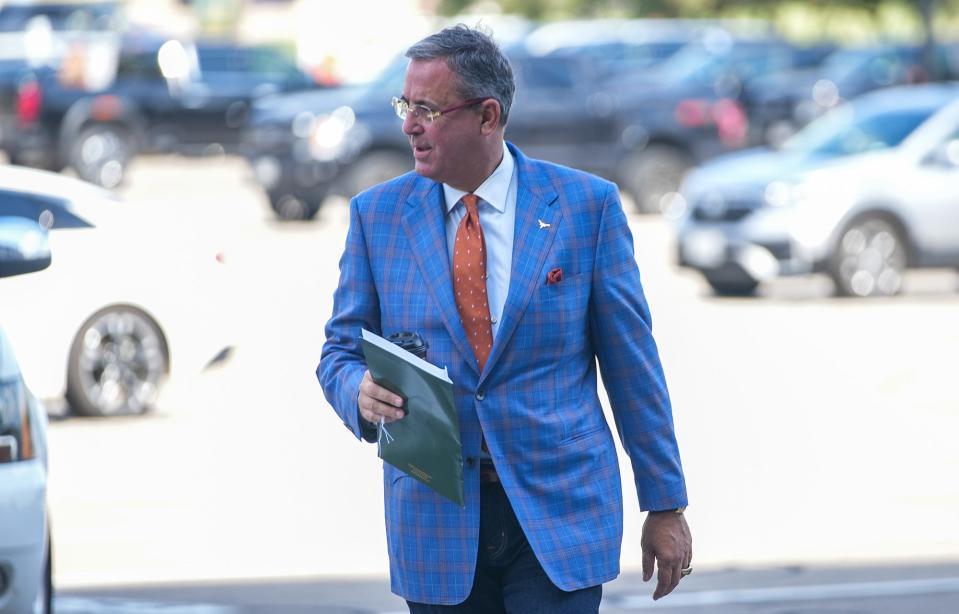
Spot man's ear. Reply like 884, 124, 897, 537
478, 99, 502, 135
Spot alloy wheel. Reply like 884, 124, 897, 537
832, 217, 906, 297
68, 308, 167, 416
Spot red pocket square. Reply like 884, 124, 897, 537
546, 268, 563, 285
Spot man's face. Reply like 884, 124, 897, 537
401, 59, 485, 190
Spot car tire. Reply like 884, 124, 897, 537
620, 144, 693, 215
268, 192, 322, 221
69, 123, 136, 189
704, 273, 759, 297
830, 215, 907, 297
346, 150, 411, 196
66, 306, 169, 417
33, 529, 52, 614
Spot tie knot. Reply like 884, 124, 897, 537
461, 194, 479, 214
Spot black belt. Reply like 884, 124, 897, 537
479, 459, 499, 483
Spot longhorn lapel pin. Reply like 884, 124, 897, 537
538, 219, 551, 229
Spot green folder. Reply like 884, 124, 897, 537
361, 329, 464, 506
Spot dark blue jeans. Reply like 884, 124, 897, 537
407, 481, 602, 614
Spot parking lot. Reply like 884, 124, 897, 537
41, 154, 959, 602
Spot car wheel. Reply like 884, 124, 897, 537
66, 306, 169, 417
704, 273, 759, 297
268, 192, 322, 221
346, 150, 411, 195
620, 144, 692, 215
69, 124, 135, 188
830, 216, 907, 297
31, 527, 52, 614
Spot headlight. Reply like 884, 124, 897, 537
309, 106, 355, 161
764, 181, 794, 208
0, 378, 34, 463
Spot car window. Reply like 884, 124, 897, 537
783, 105, 936, 157
0, 191, 93, 230
116, 51, 162, 80
198, 46, 298, 78
513, 57, 578, 91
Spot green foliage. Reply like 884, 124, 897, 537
435, 0, 951, 43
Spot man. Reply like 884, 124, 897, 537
318, 25, 691, 613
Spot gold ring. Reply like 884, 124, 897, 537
681, 567, 692, 577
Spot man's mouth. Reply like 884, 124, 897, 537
412, 143, 432, 159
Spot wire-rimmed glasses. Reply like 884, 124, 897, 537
391, 96, 489, 123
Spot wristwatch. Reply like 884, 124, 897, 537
652, 506, 686, 515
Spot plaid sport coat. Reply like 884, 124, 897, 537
318, 143, 687, 605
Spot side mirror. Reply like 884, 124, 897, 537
0, 217, 51, 278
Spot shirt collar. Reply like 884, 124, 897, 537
443, 141, 514, 214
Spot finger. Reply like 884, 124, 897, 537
667, 558, 683, 596
653, 561, 675, 600
360, 374, 404, 408
642, 549, 655, 582
360, 395, 406, 422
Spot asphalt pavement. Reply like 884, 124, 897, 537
56, 564, 959, 613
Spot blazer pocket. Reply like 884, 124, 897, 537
560, 423, 607, 447
540, 271, 589, 294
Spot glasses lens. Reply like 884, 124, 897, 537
392, 97, 407, 119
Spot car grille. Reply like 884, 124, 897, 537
758, 240, 791, 261
691, 202, 756, 222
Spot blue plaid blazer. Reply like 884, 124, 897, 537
318, 143, 687, 604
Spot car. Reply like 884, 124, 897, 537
0, 31, 321, 187
0, 216, 53, 614
0, 164, 234, 416
612, 32, 833, 213
744, 44, 957, 146
676, 83, 959, 297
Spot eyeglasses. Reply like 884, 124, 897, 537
391, 96, 489, 124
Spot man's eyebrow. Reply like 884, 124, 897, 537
410, 97, 437, 108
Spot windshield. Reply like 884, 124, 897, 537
820, 48, 912, 85
652, 42, 785, 85
782, 103, 936, 157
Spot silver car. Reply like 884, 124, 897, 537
676, 83, 959, 296
0, 218, 52, 614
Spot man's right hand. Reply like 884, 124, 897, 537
358, 370, 406, 424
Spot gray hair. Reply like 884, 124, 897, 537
405, 24, 515, 127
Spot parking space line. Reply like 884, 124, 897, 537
609, 576, 959, 609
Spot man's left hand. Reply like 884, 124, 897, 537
641, 511, 692, 600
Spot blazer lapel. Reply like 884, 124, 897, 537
482, 149, 560, 383
401, 179, 478, 376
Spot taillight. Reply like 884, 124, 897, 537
16, 79, 42, 127
674, 98, 748, 147
0, 379, 34, 463
674, 99, 711, 128
712, 99, 748, 147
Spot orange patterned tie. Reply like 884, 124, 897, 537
453, 194, 494, 372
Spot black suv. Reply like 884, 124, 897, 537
1, 31, 319, 187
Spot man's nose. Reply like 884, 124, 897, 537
402, 114, 423, 136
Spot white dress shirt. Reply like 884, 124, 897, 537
443, 141, 517, 340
